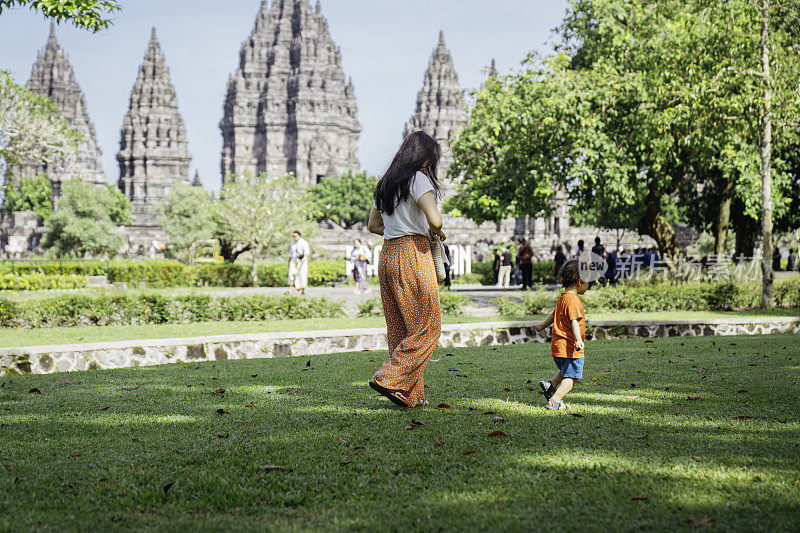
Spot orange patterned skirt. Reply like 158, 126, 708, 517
371, 234, 441, 406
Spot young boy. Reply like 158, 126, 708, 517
533, 260, 588, 410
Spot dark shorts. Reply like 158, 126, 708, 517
552, 356, 584, 379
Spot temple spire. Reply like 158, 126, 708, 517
403, 31, 468, 191
13, 23, 108, 196
117, 28, 191, 239
220, 0, 360, 184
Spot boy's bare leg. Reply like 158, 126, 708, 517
550, 372, 563, 389
551, 378, 573, 403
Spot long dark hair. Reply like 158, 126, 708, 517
374, 131, 442, 215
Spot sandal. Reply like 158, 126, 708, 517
369, 381, 410, 407
416, 399, 429, 407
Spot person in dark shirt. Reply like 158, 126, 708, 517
591, 236, 605, 258
604, 250, 618, 285
574, 239, 585, 259
553, 245, 567, 280
773, 248, 782, 272
492, 249, 501, 285
788, 249, 797, 272
518, 238, 534, 290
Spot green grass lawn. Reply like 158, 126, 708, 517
2, 309, 799, 348
1, 335, 798, 531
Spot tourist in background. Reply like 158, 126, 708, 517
498, 247, 513, 288
773, 246, 783, 272
788, 249, 798, 272
574, 239, 585, 260
591, 236, 605, 258
518, 238, 534, 290
553, 245, 567, 280
350, 238, 371, 294
367, 131, 444, 408
288, 231, 310, 295
492, 249, 501, 285
604, 250, 618, 285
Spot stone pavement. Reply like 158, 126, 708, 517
186, 283, 535, 316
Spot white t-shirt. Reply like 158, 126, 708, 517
374, 171, 434, 240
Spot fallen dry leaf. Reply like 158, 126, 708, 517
628, 433, 649, 439
570, 413, 584, 418
28, 388, 41, 394
434, 437, 444, 446
214, 388, 226, 395
503, 387, 512, 392
491, 416, 505, 423
482, 411, 495, 415
689, 518, 715, 526
687, 396, 702, 400
216, 409, 229, 415
754, 475, 764, 482
3, 465, 14, 471
631, 496, 648, 501
436, 403, 452, 409
354, 446, 366, 451
251, 374, 258, 378
259, 465, 292, 472
445, 353, 455, 357
462, 451, 476, 457
120, 386, 139, 391
339, 460, 352, 466
244, 404, 255, 408
162, 481, 176, 494
488, 430, 508, 437
68, 452, 83, 458
217, 433, 229, 439
731, 415, 752, 419
338, 437, 348, 445
403, 424, 415, 430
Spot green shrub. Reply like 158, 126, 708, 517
470, 261, 496, 285
453, 272, 484, 284
439, 291, 470, 316
491, 297, 526, 317
0, 294, 344, 328
0, 273, 87, 291
775, 277, 800, 307
0, 259, 347, 288
531, 261, 556, 284
357, 298, 383, 317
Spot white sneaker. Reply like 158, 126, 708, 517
546, 399, 569, 411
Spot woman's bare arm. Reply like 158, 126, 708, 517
417, 191, 445, 240
367, 208, 384, 236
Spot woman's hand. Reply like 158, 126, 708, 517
433, 228, 446, 241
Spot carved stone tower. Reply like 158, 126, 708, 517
404, 31, 468, 185
14, 24, 108, 197
117, 28, 191, 236
220, 0, 361, 185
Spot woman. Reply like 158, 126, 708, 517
350, 238, 371, 294
288, 231, 310, 295
367, 131, 445, 407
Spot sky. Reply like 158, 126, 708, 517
0, 0, 571, 190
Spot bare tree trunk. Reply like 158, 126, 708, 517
638, 211, 682, 268
251, 249, 259, 288
759, 0, 774, 308
715, 179, 733, 257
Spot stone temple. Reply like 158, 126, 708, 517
10, 24, 108, 198
404, 31, 468, 188
117, 28, 192, 250
220, 0, 360, 185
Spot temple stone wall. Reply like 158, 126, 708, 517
2, 317, 797, 375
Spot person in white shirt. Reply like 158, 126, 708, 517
350, 238, 371, 294
288, 231, 310, 295
367, 131, 446, 408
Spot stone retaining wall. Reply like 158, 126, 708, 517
1, 317, 798, 375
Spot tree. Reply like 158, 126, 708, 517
215, 173, 313, 286
42, 179, 131, 257
0, 71, 81, 195
156, 184, 216, 263
307, 170, 377, 229
0, 0, 121, 32
2, 174, 52, 221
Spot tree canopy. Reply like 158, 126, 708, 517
0, 0, 121, 32
156, 184, 216, 263
307, 170, 377, 229
2, 174, 52, 221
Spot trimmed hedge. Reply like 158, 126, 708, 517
0, 273, 87, 291
0, 260, 347, 288
492, 280, 799, 316
0, 293, 344, 328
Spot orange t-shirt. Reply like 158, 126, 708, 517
551, 291, 586, 358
